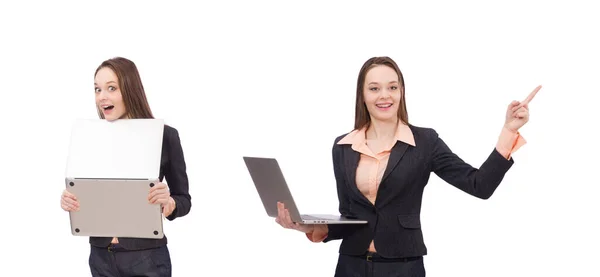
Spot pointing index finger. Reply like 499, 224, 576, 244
522, 85, 542, 105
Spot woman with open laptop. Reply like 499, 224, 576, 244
59, 57, 191, 277
275, 56, 540, 276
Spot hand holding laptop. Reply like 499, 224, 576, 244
275, 202, 314, 233
244, 157, 368, 225
148, 182, 176, 217
61, 189, 80, 212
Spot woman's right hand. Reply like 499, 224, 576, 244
275, 202, 314, 234
61, 189, 80, 211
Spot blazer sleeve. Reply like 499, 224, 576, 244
430, 129, 514, 199
164, 127, 192, 220
323, 137, 362, 242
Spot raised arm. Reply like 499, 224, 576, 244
431, 85, 540, 199
431, 129, 518, 199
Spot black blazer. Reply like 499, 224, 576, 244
89, 124, 192, 250
323, 125, 514, 258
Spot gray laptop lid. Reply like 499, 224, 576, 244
243, 156, 305, 222
65, 118, 165, 179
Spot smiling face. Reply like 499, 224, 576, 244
94, 67, 127, 121
363, 65, 402, 124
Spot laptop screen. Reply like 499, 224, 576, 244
65, 118, 164, 179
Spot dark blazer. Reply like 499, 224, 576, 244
323, 125, 514, 258
89, 124, 192, 250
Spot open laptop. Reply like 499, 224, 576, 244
243, 156, 367, 224
65, 118, 165, 239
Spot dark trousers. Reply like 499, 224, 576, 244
89, 244, 172, 277
334, 253, 426, 277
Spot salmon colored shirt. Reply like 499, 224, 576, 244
306, 123, 526, 252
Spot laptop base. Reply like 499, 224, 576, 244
300, 214, 368, 224
66, 178, 164, 239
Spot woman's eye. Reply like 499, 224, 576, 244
390, 86, 398, 90
369, 87, 379, 91
108, 86, 116, 91
94, 87, 100, 93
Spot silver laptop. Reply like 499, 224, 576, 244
243, 156, 367, 224
65, 118, 165, 239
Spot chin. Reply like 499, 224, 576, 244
370, 116, 397, 124
103, 115, 121, 121
103, 112, 126, 122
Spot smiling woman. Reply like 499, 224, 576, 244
274, 56, 541, 277
59, 57, 192, 277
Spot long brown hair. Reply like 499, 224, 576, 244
94, 57, 154, 119
354, 56, 408, 130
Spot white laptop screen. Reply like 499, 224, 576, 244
65, 118, 164, 179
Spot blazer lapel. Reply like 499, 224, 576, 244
374, 142, 410, 208
381, 142, 409, 185
342, 146, 372, 206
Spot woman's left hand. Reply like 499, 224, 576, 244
148, 182, 176, 217
504, 85, 541, 132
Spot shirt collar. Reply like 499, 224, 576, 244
337, 122, 416, 149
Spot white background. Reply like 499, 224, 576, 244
1, 0, 598, 276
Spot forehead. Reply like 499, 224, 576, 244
94, 67, 118, 84
365, 65, 399, 83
